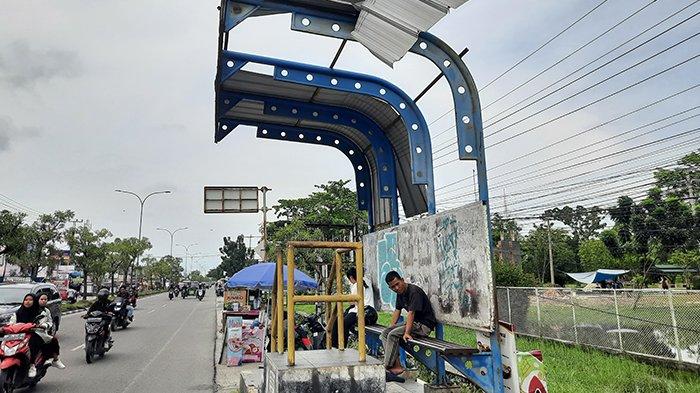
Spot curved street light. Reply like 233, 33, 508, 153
177, 243, 197, 276
115, 189, 171, 280
156, 226, 188, 257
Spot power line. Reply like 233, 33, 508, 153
482, 1, 700, 126
481, 0, 658, 112
479, 0, 610, 91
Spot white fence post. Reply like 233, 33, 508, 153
571, 289, 578, 344
506, 287, 512, 323
667, 290, 682, 362
613, 289, 624, 351
534, 288, 542, 338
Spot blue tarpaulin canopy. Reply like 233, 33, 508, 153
226, 263, 318, 290
566, 269, 630, 284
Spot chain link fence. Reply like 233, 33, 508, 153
497, 287, 700, 367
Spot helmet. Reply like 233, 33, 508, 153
97, 288, 110, 301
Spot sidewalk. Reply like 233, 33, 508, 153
214, 297, 262, 393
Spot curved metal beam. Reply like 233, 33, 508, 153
217, 51, 437, 214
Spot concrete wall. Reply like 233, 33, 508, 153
362, 202, 495, 331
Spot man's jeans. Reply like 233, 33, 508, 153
380, 322, 431, 368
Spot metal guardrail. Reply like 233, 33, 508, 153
496, 286, 700, 367
269, 241, 366, 366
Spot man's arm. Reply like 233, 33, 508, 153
403, 311, 415, 341
390, 309, 401, 326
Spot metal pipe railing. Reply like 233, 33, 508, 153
280, 240, 367, 366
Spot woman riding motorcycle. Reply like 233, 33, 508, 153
36, 293, 66, 370
9, 294, 43, 377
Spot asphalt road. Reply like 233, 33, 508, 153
29, 291, 216, 393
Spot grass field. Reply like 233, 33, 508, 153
294, 304, 700, 392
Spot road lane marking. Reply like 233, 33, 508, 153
161, 304, 167, 308
148, 309, 155, 314
71, 344, 85, 352
121, 303, 199, 393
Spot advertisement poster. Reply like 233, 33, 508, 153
241, 321, 266, 363
226, 316, 244, 367
224, 289, 248, 311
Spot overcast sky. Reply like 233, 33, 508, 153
1, 1, 698, 273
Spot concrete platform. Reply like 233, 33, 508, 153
264, 349, 386, 393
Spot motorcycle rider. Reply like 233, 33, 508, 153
36, 293, 66, 370
9, 294, 43, 378
85, 288, 114, 349
116, 284, 135, 320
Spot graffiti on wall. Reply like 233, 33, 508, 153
363, 202, 495, 331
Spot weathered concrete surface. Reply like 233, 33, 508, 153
363, 202, 495, 331
264, 349, 386, 393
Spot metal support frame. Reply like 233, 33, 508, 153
283, 241, 366, 366
218, 91, 400, 225
217, 51, 437, 214
217, 2, 505, 392
218, 118, 376, 227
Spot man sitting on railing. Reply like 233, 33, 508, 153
381, 271, 436, 382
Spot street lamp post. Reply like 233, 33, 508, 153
157, 227, 188, 256
177, 243, 197, 277
115, 189, 171, 281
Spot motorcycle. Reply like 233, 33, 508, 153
84, 311, 113, 364
196, 288, 205, 301
168, 289, 174, 300
215, 286, 224, 297
294, 313, 326, 350
0, 323, 50, 392
181, 288, 188, 299
110, 297, 131, 331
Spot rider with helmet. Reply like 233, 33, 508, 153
86, 288, 114, 349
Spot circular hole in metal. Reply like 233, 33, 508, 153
359, 182, 365, 188
379, 88, 386, 95
419, 42, 427, 50
465, 145, 473, 153
221, 125, 228, 130
331, 78, 338, 85
399, 103, 406, 110
383, 186, 389, 192
349, 149, 354, 155
301, 18, 310, 26
261, 129, 268, 135
306, 74, 314, 81
351, 119, 357, 124
417, 170, 423, 177
224, 99, 230, 105
411, 124, 418, 131
280, 69, 288, 77
291, 108, 298, 114
271, 106, 277, 111
382, 165, 388, 172
361, 200, 365, 205
298, 134, 304, 139
312, 111, 319, 117
280, 132, 286, 137
334, 139, 339, 145
462, 115, 470, 124
226, 60, 234, 68
354, 82, 362, 89
357, 165, 363, 170
458, 86, 466, 94
333, 114, 339, 120
443, 60, 451, 68
416, 147, 422, 154
316, 136, 322, 141
332, 23, 341, 32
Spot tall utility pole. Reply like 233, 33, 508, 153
157, 227, 188, 256
115, 189, 171, 281
259, 186, 271, 261
545, 217, 555, 285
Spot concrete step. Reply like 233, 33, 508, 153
387, 380, 425, 393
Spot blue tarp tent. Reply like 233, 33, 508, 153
226, 263, 318, 290
566, 269, 629, 284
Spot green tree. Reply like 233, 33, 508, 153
65, 225, 111, 299
0, 210, 28, 259
218, 235, 255, 276
654, 151, 699, 201
493, 257, 536, 287
521, 223, 578, 285
491, 213, 521, 244
578, 239, 617, 271
106, 237, 151, 290
18, 210, 75, 279
543, 205, 605, 244
187, 270, 206, 282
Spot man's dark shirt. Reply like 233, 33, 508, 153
87, 299, 114, 315
395, 283, 437, 329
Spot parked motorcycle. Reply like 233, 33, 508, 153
295, 313, 326, 350
0, 323, 50, 392
196, 287, 205, 301
84, 311, 113, 364
110, 297, 131, 331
